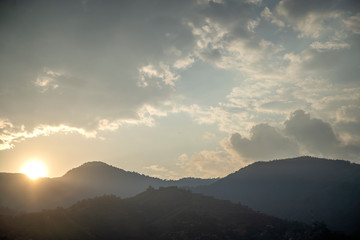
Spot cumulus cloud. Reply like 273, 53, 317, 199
285, 110, 360, 159
227, 110, 360, 161
230, 124, 298, 160
284, 110, 339, 154
173, 109, 360, 178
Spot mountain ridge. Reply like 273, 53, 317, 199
0, 161, 216, 212
0, 186, 347, 240
193, 156, 360, 234
1, 156, 359, 235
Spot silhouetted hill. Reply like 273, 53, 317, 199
1, 157, 360, 236
0, 187, 347, 240
193, 156, 360, 235
61, 161, 164, 198
0, 161, 215, 212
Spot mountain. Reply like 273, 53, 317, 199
0, 187, 347, 240
61, 161, 165, 198
0, 161, 216, 212
62, 161, 217, 195
1, 156, 360, 236
193, 156, 360, 235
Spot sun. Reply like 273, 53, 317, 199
21, 161, 47, 180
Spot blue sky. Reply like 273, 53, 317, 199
1, 0, 360, 179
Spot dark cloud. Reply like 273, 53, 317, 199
229, 110, 360, 161
198, 48, 222, 62
276, 0, 337, 20
284, 110, 339, 154
283, 110, 360, 159
276, 0, 359, 20
230, 123, 299, 160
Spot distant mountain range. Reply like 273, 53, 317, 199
0, 161, 216, 212
1, 156, 359, 236
194, 156, 360, 235
0, 187, 347, 240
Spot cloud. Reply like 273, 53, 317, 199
0, 119, 96, 151
285, 110, 360, 159
177, 149, 243, 178
261, 7, 285, 27
97, 104, 169, 131
138, 63, 180, 88
173, 55, 195, 69
1, 0, 360, 173
227, 110, 360, 161
230, 124, 298, 161
344, 13, 360, 34
203, 132, 216, 140
335, 105, 360, 144
175, 109, 360, 177
276, 0, 342, 38
187, 14, 284, 79
277, 0, 335, 19
0, 0, 197, 131
310, 41, 350, 51
284, 39, 360, 85
144, 165, 168, 172
2, 0, 342, 139
143, 164, 182, 179
275, 0, 360, 40
0, 103, 171, 150
284, 110, 339, 154
34, 69, 62, 92
2, 0, 277, 137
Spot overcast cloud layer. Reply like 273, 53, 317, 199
0, 0, 359, 178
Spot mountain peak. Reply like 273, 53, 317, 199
231, 156, 356, 176
62, 161, 127, 180
75, 161, 117, 170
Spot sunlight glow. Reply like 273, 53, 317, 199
21, 161, 47, 179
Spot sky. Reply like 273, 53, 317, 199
0, 0, 360, 179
